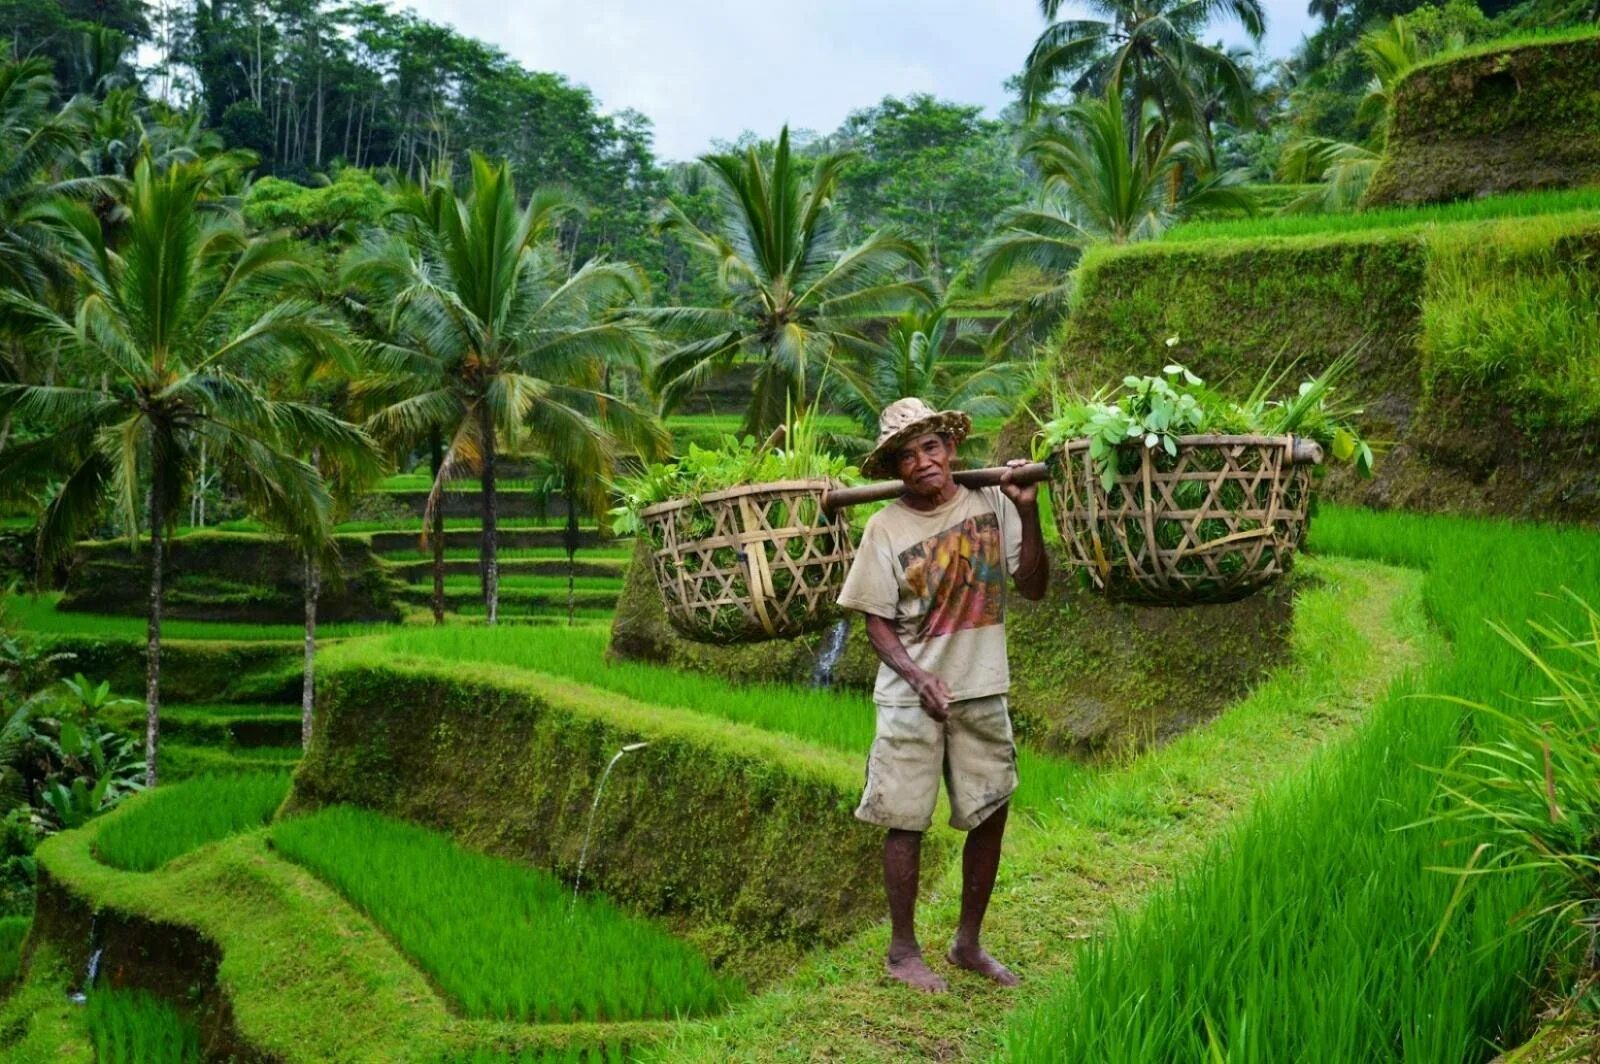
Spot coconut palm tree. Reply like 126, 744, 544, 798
0, 157, 373, 785
645, 126, 934, 437
0, 58, 109, 300
1020, 0, 1266, 127
1279, 15, 1429, 213
346, 154, 665, 624
974, 88, 1254, 342
827, 304, 1035, 452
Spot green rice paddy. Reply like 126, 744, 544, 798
1000, 505, 1600, 1061
271, 805, 741, 1023
95, 774, 292, 872
87, 988, 202, 1064
0, 593, 391, 642
1161, 185, 1600, 244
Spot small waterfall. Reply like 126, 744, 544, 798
810, 618, 850, 688
571, 741, 649, 909
69, 917, 102, 1005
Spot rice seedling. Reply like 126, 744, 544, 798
1000, 505, 1600, 1062
0, 916, 28, 985
271, 805, 742, 1023
368, 624, 1087, 811
1161, 185, 1600, 244
94, 774, 291, 872
86, 989, 201, 1064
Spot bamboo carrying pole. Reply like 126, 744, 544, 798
822, 463, 1051, 515
821, 437, 1325, 516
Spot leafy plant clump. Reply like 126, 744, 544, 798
94, 773, 291, 872
1036, 357, 1374, 492
612, 410, 859, 537
271, 805, 743, 1024
612, 412, 860, 638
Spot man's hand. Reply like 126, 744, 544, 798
911, 670, 952, 723
998, 458, 1038, 509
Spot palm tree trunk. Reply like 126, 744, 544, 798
479, 404, 499, 626
564, 474, 579, 627
429, 429, 445, 624
144, 469, 165, 788
302, 552, 319, 748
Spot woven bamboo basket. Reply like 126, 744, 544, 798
638, 478, 854, 642
1051, 435, 1315, 605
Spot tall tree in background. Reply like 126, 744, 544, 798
0, 158, 369, 785
1021, 0, 1266, 132
647, 126, 933, 437
347, 155, 664, 624
831, 95, 1027, 276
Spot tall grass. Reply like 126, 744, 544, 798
1, 593, 389, 641
0, 916, 28, 985
1001, 505, 1600, 1061
370, 624, 1087, 811
95, 774, 291, 871
1421, 218, 1600, 429
87, 989, 201, 1064
1161, 185, 1600, 243
272, 806, 740, 1023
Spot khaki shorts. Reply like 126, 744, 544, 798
855, 694, 1018, 832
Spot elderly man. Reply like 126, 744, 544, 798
837, 397, 1048, 993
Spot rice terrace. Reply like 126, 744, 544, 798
1, 0, 1599, 1059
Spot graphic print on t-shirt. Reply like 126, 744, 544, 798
898, 512, 1006, 642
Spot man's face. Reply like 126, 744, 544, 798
894, 431, 955, 500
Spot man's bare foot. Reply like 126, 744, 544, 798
947, 944, 1020, 987
886, 949, 948, 993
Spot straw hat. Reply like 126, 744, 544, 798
861, 397, 971, 479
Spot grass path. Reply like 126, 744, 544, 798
649, 556, 1435, 1062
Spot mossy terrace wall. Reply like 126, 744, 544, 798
290, 656, 951, 981
59, 531, 402, 623
1366, 34, 1600, 207
1039, 216, 1600, 521
611, 538, 1296, 758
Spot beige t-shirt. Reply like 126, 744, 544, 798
837, 485, 1024, 707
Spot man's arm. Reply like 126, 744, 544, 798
1000, 461, 1049, 601
863, 613, 951, 722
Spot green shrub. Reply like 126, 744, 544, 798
94, 774, 290, 872
86, 989, 201, 1064
272, 805, 741, 1023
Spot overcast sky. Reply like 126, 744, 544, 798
396, 0, 1319, 161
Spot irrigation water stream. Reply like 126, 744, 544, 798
68, 915, 102, 1005
810, 618, 849, 687
571, 741, 649, 911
